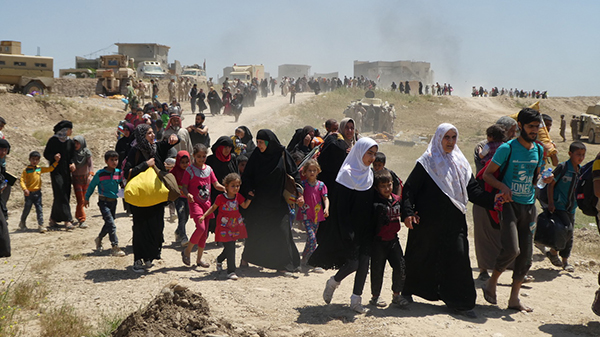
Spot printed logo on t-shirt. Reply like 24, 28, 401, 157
509, 160, 537, 198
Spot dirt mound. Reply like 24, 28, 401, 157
52, 78, 97, 97
112, 281, 254, 337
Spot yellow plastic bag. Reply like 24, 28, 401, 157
124, 167, 169, 207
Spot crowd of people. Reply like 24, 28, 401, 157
471, 86, 549, 99
3, 94, 600, 321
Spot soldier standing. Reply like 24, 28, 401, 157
559, 114, 566, 142
137, 80, 146, 105
570, 115, 579, 140
168, 78, 177, 102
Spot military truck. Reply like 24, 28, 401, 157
95, 55, 136, 96
0, 41, 54, 95
136, 61, 167, 79
343, 90, 396, 135
229, 64, 264, 83
579, 102, 600, 143
180, 65, 207, 86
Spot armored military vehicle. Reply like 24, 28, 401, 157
95, 55, 136, 96
0, 41, 53, 94
580, 102, 600, 143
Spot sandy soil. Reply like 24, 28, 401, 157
1, 91, 600, 337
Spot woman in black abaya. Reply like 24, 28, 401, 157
240, 129, 303, 274
44, 120, 76, 229
124, 124, 179, 273
401, 123, 496, 318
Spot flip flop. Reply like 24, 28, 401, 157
181, 251, 191, 266
481, 283, 497, 305
508, 304, 533, 313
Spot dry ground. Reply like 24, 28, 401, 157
0, 89, 600, 336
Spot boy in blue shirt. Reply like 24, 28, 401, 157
85, 150, 125, 257
545, 141, 586, 272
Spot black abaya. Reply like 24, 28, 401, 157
401, 163, 493, 310
43, 136, 75, 222
124, 138, 177, 262
240, 130, 301, 272
308, 183, 375, 269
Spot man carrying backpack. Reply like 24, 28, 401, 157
481, 108, 548, 313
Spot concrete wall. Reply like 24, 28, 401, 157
313, 72, 339, 79
115, 43, 170, 69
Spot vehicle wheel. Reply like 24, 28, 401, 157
22, 81, 45, 95
95, 80, 104, 95
589, 130, 596, 144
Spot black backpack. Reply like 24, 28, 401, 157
575, 160, 598, 217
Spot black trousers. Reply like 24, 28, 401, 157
334, 254, 370, 296
370, 238, 406, 297
217, 241, 236, 273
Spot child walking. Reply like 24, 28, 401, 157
85, 151, 126, 257
181, 143, 224, 267
198, 173, 252, 280
369, 169, 407, 308
72, 135, 93, 228
19, 151, 60, 233
544, 141, 586, 272
296, 159, 329, 273
170, 151, 191, 247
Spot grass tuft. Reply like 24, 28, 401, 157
40, 304, 91, 337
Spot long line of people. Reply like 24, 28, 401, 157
3, 104, 600, 320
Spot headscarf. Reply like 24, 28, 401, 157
166, 115, 181, 131
237, 125, 256, 154
338, 118, 356, 146
335, 137, 378, 191
133, 124, 156, 159
256, 129, 284, 156
73, 135, 92, 167
170, 150, 190, 183
53, 120, 73, 133
211, 136, 234, 162
52, 120, 73, 143
417, 123, 472, 214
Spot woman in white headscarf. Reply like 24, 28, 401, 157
401, 123, 497, 318
309, 137, 378, 314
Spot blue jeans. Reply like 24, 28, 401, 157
20, 190, 43, 225
175, 197, 189, 240
98, 199, 118, 246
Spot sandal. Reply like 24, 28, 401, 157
181, 251, 191, 266
563, 263, 575, 272
65, 222, 75, 230
196, 260, 210, 268
546, 252, 563, 267
481, 283, 497, 305
523, 274, 535, 283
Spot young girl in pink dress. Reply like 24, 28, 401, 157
181, 143, 224, 267
199, 173, 253, 280
297, 159, 329, 273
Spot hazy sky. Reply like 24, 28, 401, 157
5, 0, 599, 96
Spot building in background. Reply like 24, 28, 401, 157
115, 43, 170, 70
353, 60, 433, 86
278, 64, 311, 81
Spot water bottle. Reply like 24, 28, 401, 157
537, 168, 553, 189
